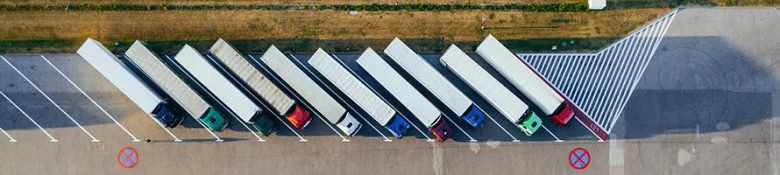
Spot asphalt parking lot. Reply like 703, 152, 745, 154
0, 7, 777, 175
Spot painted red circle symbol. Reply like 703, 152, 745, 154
118, 147, 139, 168
569, 147, 590, 170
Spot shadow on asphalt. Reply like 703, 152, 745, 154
0, 35, 776, 143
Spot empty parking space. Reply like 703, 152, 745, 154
1, 55, 101, 142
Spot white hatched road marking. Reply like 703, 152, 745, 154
41, 55, 141, 142
516, 9, 678, 139
288, 54, 392, 142
1, 55, 99, 142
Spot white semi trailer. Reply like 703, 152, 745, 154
208, 38, 311, 135
476, 34, 574, 129
124, 41, 227, 131
357, 48, 452, 142
174, 44, 274, 132
384, 37, 486, 128
259, 46, 362, 136
307, 48, 410, 139
77, 38, 180, 128
438, 44, 540, 136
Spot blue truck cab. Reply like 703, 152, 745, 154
152, 103, 183, 128
386, 114, 410, 139
460, 104, 486, 128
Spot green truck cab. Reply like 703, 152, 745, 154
251, 113, 277, 136
200, 108, 229, 132
518, 111, 543, 136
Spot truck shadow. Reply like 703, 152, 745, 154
1, 34, 777, 143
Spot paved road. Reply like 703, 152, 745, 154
0, 7, 777, 174
612, 7, 780, 175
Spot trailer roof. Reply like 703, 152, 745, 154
260, 46, 346, 124
209, 38, 296, 115
384, 38, 473, 116
440, 44, 528, 122
357, 48, 441, 127
76, 38, 163, 114
476, 34, 563, 115
125, 41, 210, 116
308, 48, 396, 125
174, 45, 260, 122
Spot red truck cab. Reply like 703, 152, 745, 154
552, 103, 574, 127
430, 118, 453, 142
286, 105, 312, 130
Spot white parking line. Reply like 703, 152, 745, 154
202, 55, 266, 142
0, 89, 57, 142
240, 54, 308, 142
247, 54, 349, 142
117, 56, 184, 142
40, 55, 141, 142
162, 55, 224, 142
475, 105, 520, 142
1, 56, 99, 142
289, 54, 391, 142
440, 113, 477, 142
0, 126, 15, 142
540, 125, 562, 142
331, 54, 434, 142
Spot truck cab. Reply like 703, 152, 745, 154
286, 105, 312, 130
461, 105, 486, 128
152, 104, 182, 128
386, 114, 410, 139
430, 117, 453, 142
199, 108, 229, 132
518, 111, 542, 136
251, 112, 277, 136
336, 113, 363, 137
552, 103, 574, 127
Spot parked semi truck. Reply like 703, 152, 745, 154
208, 39, 311, 134
175, 44, 275, 132
76, 38, 181, 128
476, 34, 574, 127
384, 38, 485, 128
259, 46, 362, 136
124, 41, 229, 132
307, 48, 410, 138
439, 44, 541, 136
357, 48, 452, 142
